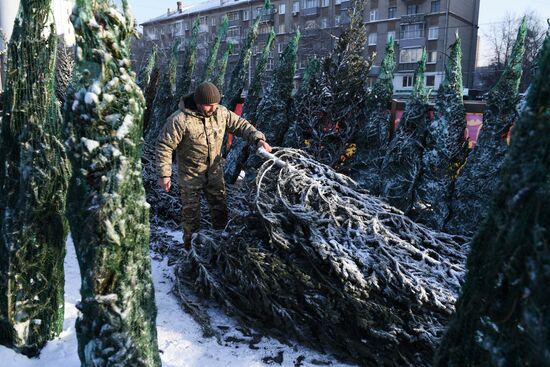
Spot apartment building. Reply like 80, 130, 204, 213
140, 0, 479, 95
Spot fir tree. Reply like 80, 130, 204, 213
380, 49, 430, 213
412, 35, 468, 229
137, 45, 159, 132
137, 44, 157, 92
144, 39, 180, 144
348, 37, 395, 194
0, 0, 70, 356
214, 42, 233, 91
64, 1, 161, 365
446, 18, 526, 235
55, 39, 75, 104
224, 28, 276, 184
202, 15, 228, 82
434, 31, 550, 367
175, 16, 199, 100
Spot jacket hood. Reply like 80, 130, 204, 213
180, 94, 202, 117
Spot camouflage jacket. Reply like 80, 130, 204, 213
156, 95, 265, 179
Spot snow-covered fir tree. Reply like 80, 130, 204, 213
214, 42, 233, 91
201, 15, 228, 82
138, 46, 160, 133
445, 18, 526, 235
224, 28, 276, 184
0, 0, 70, 356
435, 31, 550, 367
175, 16, 199, 100
348, 37, 396, 194
64, 1, 161, 365
380, 49, 430, 214
412, 35, 468, 229
137, 44, 157, 92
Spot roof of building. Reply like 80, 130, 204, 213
140, 0, 257, 26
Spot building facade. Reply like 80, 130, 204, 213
140, 0, 480, 95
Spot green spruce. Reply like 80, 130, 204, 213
380, 48, 430, 213
202, 15, 228, 82
412, 35, 468, 229
137, 44, 157, 92
176, 16, 199, 100
214, 42, 233, 91
64, 1, 161, 365
446, 18, 526, 235
0, 0, 70, 356
435, 30, 550, 367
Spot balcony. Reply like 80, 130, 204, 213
400, 13, 426, 24
228, 19, 240, 27
302, 7, 320, 16
397, 63, 417, 72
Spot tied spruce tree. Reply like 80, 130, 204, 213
434, 32, 550, 367
55, 39, 75, 104
137, 44, 157, 92
243, 30, 301, 182
175, 16, 200, 100
64, 1, 161, 366
224, 28, 276, 184
348, 37, 396, 194
380, 49, 430, 213
446, 19, 526, 235
214, 42, 233, 91
201, 15, 228, 82
300, 0, 372, 166
0, 0, 69, 356
412, 35, 468, 229
137, 45, 160, 133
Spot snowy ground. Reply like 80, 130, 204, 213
0, 235, 355, 367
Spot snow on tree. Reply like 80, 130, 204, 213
242, 30, 301, 183
214, 42, 233, 91
137, 44, 157, 92
380, 49, 430, 214
224, 28, 276, 184
144, 39, 180, 144
296, 0, 373, 167
175, 16, 199, 100
55, 39, 75, 104
434, 31, 550, 367
445, 18, 526, 235
64, 1, 161, 365
412, 35, 468, 230
0, 0, 70, 356
174, 148, 467, 366
201, 15, 228, 83
348, 37, 395, 194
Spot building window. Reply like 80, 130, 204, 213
428, 50, 437, 63
399, 47, 423, 63
255, 7, 263, 17
431, 0, 440, 13
243, 10, 250, 21
387, 30, 396, 42
335, 0, 341, 4
305, 20, 317, 30
211, 17, 217, 26
428, 27, 439, 40
259, 23, 270, 34
406, 4, 418, 15
369, 9, 378, 21
401, 23, 423, 39
321, 0, 330, 7
199, 16, 207, 25
227, 26, 240, 38
228, 11, 240, 21
402, 75, 413, 87
267, 58, 274, 71
278, 23, 286, 34
368, 33, 377, 45
184, 22, 189, 31
278, 43, 284, 53
279, 3, 286, 14
335, 15, 341, 26
304, 0, 319, 9
293, 1, 300, 13
426, 75, 435, 86
388, 6, 396, 18
320, 17, 329, 28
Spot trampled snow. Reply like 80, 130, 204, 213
0, 235, 354, 367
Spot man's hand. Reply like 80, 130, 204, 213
256, 139, 272, 153
159, 177, 171, 192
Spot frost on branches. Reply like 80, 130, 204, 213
435, 30, 550, 367
446, 19, 526, 235
201, 15, 228, 83
175, 148, 468, 366
412, 35, 468, 230
380, 49, 430, 214
0, 0, 70, 356
64, 1, 160, 366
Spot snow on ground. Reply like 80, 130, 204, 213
0, 235, 355, 367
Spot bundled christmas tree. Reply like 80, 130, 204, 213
0, 0, 70, 356
175, 16, 200, 100
412, 35, 468, 229
137, 45, 159, 133
435, 30, 550, 367
214, 42, 233, 91
224, 28, 276, 184
201, 15, 228, 82
55, 39, 75, 104
64, 1, 161, 365
380, 49, 430, 213
137, 44, 157, 92
348, 37, 395, 194
445, 18, 526, 235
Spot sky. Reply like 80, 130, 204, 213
127, 0, 550, 66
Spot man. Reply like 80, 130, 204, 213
156, 82, 272, 249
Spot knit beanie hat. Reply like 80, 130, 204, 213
193, 82, 221, 105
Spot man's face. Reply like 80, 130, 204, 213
199, 103, 219, 117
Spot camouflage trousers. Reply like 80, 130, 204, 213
179, 163, 228, 246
